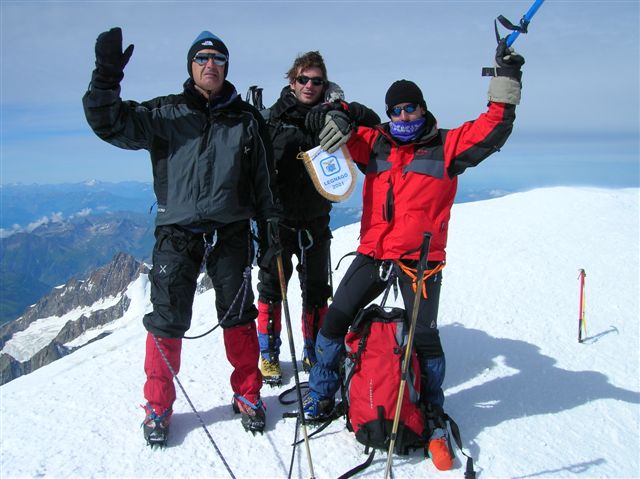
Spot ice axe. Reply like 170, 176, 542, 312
578, 269, 587, 342
494, 0, 546, 47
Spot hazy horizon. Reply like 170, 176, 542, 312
1, 1, 638, 187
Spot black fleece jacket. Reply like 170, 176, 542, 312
83, 76, 278, 227
264, 86, 380, 222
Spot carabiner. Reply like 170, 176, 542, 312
298, 229, 314, 252
379, 260, 393, 282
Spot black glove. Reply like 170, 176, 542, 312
494, 39, 525, 81
305, 103, 334, 133
93, 27, 134, 89
487, 39, 524, 105
347, 101, 381, 127
266, 217, 282, 252
319, 110, 352, 153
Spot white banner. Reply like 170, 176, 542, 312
299, 145, 358, 202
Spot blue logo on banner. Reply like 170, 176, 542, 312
320, 156, 341, 176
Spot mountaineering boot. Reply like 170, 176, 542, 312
142, 333, 182, 446
260, 356, 282, 386
223, 322, 264, 432
304, 331, 344, 419
427, 427, 454, 471
301, 304, 328, 372
257, 300, 283, 386
142, 403, 172, 448
302, 389, 335, 421
232, 394, 266, 434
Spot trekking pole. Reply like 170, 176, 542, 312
268, 218, 316, 479
245, 85, 265, 110
328, 247, 334, 303
384, 232, 432, 479
578, 269, 587, 343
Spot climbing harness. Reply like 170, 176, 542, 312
183, 229, 254, 339
395, 260, 446, 300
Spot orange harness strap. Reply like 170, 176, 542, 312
395, 261, 446, 299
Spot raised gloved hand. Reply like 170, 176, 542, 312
347, 101, 381, 128
319, 110, 352, 153
495, 39, 525, 81
487, 39, 525, 105
93, 27, 134, 89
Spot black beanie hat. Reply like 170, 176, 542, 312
187, 31, 229, 79
384, 80, 427, 117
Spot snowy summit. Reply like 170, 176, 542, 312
1, 187, 639, 479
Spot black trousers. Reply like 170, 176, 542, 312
143, 220, 257, 337
320, 253, 444, 358
256, 215, 333, 309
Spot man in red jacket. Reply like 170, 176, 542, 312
302, 41, 524, 471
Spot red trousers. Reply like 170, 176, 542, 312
143, 322, 262, 413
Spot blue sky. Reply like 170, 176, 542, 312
1, 0, 638, 188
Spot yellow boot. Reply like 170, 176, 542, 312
260, 356, 282, 387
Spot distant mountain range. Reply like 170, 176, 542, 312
1, 180, 156, 233
0, 252, 148, 384
0, 211, 155, 323
0, 181, 510, 324
0, 251, 217, 385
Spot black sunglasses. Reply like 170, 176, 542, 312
389, 103, 418, 116
296, 75, 325, 87
193, 53, 228, 66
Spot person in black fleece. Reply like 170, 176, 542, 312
83, 28, 279, 444
256, 51, 380, 385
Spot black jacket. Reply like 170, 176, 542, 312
264, 86, 380, 222
83, 76, 277, 227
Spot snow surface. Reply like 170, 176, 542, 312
1, 187, 639, 479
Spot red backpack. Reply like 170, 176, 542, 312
344, 304, 425, 455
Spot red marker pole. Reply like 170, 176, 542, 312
578, 269, 587, 342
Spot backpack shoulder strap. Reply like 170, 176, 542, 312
424, 404, 477, 479
336, 449, 376, 479
444, 413, 476, 479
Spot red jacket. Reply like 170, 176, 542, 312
346, 102, 516, 262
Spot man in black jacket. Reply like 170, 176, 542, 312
256, 51, 379, 385
83, 28, 278, 445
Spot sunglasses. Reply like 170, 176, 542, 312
296, 75, 325, 87
389, 103, 418, 116
193, 53, 228, 66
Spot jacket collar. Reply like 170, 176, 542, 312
183, 79, 239, 112
271, 85, 316, 119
